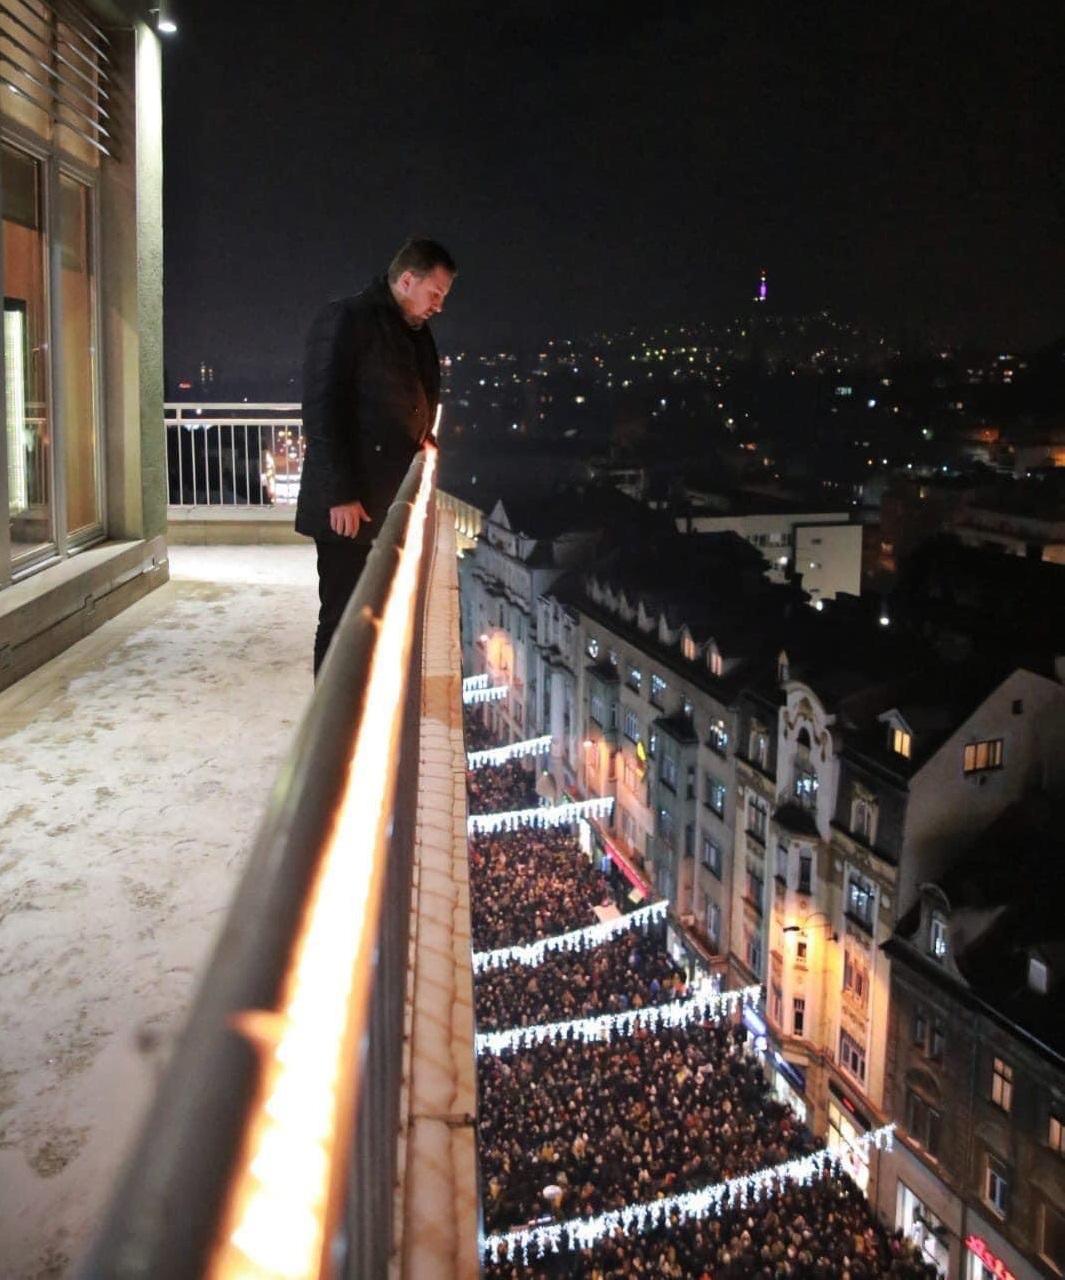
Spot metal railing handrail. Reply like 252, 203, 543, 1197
81, 448, 439, 1278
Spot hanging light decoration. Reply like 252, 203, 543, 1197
480, 1126, 897, 1264
468, 795, 614, 836
475, 983, 761, 1056
472, 899, 668, 973
467, 734, 552, 770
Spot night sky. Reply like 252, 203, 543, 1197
162, 0, 1065, 383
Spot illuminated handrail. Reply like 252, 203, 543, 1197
83, 448, 442, 1279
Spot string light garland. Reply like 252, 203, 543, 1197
462, 673, 490, 693
475, 982, 761, 1056
467, 734, 553, 771
480, 1125, 896, 1264
468, 796, 615, 836
472, 900, 668, 973
463, 683, 509, 706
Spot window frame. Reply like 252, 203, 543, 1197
990, 1057, 1014, 1113
963, 738, 1004, 774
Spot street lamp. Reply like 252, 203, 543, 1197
783, 910, 838, 943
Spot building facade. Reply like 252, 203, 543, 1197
881, 805, 1065, 1279
1, 0, 168, 688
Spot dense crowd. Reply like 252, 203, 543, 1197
470, 829, 614, 952
479, 1023, 808, 1232
475, 926, 689, 1031
483, 1174, 941, 1278
463, 710, 501, 752
468, 757, 541, 814
465, 748, 939, 1277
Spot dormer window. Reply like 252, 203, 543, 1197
587, 636, 600, 659
681, 633, 697, 661
708, 646, 723, 677
778, 650, 790, 683
852, 796, 877, 844
929, 911, 948, 961
892, 727, 912, 759
1029, 955, 1049, 994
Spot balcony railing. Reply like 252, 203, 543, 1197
83, 449, 470, 1278
165, 403, 306, 507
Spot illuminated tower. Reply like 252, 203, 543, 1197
754, 267, 767, 304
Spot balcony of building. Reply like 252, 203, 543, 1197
0, 448, 479, 1278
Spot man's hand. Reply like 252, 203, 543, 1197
329, 500, 372, 538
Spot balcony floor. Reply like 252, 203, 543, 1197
0, 544, 318, 1278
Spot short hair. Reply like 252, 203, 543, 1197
387, 237, 457, 283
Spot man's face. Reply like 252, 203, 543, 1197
394, 265, 454, 327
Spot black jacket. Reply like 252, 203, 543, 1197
295, 277, 440, 543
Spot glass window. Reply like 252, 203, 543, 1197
990, 1058, 1013, 1112
704, 773, 726, 817
748, 724, 768, 768
985, 1154, 1008, 1217
906, 1090, 942, 1158
660, 752, 678, 790
794, 768, 819, 810
745, 929, 762, 975
705, 900, 721, 950
892, 727, 912, 758
798, 853, 813, 894
1042, 1202, 1065, 1274
1050, 1111, 1065, 1154
623, 709, 640, 742
840, 1030, 867, 1083
701, 834, 722, 878
650, 672, 667, 707
964, 738, 1004, 774
843, 949, 869, 1008
657, 806, 674, 848
930, 912, 948, 961
792, 997, 805, 1037
708, 717, 729, 755
747, 795, 768, 841
846, 872, 876, 929
852, 796, 876, 843
4, 146, 54, 564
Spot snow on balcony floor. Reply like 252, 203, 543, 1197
0, 544, 318, 1279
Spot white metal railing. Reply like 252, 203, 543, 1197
165, 403, 304, 507
461, 673, 490, 694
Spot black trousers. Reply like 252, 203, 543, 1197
314, 539, 372, 676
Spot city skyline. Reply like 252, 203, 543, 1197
162, 0, 1065, 382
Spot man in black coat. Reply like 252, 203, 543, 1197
295, 238, 456, 674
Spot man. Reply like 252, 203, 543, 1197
295, 238, 456, 674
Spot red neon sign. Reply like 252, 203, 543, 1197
965, 1235, 1016, 1280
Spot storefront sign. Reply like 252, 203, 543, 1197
965, 1235, 1016, 1280
829, 1079, 872, 1131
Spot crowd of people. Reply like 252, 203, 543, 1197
468, 757, 542, 814
475, 926, 689, 1031
482, 1174, 941, 1278
479, 1022, 808, 1232
463, 710, 940, 1278
470, 828, 614, 953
